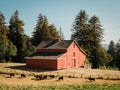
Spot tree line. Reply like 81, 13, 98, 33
0, 10, 64, 63
71, 10, 120, 69
0, 10, 119, 69
107, 40, 120, 69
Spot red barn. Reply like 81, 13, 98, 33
25, 39, 86, 70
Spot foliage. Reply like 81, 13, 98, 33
32, 14, 60, 46
107, 40, 120, 69
115, 39, 120, 69
49, 24, 60, 39
71, 10, 111, 68
8, 10, 34, 62
71, 10, 88, 46
0, 12, 17, 62
96, 47, 111, 68
5, 41, 17, 62
107, 41, 117, 67
0, 84, 120, 90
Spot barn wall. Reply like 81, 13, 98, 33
57, 41, 86, 68
25, 40, 86, 70
26, 59, 57, 70
57, 55, 67, 69
66, 41, 86, 67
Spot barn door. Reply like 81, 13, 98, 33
74, 59, 76, 66
72, 59, 76, 67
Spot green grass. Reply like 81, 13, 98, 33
0, 83, 120, 90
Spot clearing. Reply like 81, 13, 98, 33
0, 63, 120, 86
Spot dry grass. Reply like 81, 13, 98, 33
0, 63, 120, 86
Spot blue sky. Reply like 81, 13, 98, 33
0, 0, 120, 44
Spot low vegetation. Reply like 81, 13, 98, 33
0, 63, 120, 90
0, 83, 120, 90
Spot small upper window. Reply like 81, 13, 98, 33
73, 52, 75, 57
73, 43, 75, 48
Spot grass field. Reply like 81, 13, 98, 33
0, 83, 120, 90
0, 63, 120, 90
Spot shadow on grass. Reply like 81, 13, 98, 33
5, 65, 57, 72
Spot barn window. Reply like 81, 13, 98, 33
73, 43, 75, 48
73, 52, 75, 57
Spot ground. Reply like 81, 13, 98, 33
0, 63, 120, 86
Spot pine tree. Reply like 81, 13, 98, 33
88, 15, 104, 68
71, 10, 88, 46
116, 39, 120, 69
88, 15, 103, 44
5, 41, 17, 62
32, 14, 48, 46
71, 10, 110, 68
8, 10, 34, 62
0, 12, 8, 62
96, 47, 111, 68
0, 12, 17, 62
32, 14, 60, 46
107, 41, 117, 67
49, 24, 60, 39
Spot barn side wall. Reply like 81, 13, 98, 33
25, 41, 86, 70
26, 59, 57, 70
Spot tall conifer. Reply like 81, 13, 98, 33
8, 10, 34, 62
32, 14, 60, 46
0, 12, 17, 62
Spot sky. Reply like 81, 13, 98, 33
0, 0, 120, 44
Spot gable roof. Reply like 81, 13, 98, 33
36, 39, 73, 49
36, 39, 86, 55
25, 39, 86, 60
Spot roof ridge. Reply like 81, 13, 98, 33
36, 39, 73, 49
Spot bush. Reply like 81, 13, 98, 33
0, 59, 6, 63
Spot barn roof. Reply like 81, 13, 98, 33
36, 39, 73, 49
25, 39, 86, 60
25, 52, 65, 60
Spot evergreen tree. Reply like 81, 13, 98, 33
107, 40, 117, 67
5, 41, 17, 62
32, 14, 60, 46
49, 24, 60, 39
0, 12, 17, 62
88, 15, 103, 44
88, 15, 104, 68
40, 15, 52, 40
116, 39, 120, 69
72, 10, 110, 68
71, 10, 91, 61
96, 47, 111, 68
0, 16, 8, 62
8, 10, 34, 62
71, 10, 88, 46
32, 14, 49, 46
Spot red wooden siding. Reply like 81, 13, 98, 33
57, 41, 86, 69
26, 59, 57, 70
25, 40, 86, 70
